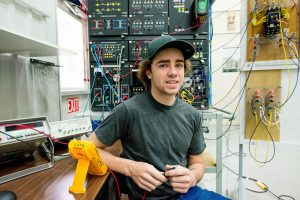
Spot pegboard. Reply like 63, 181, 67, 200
245, 70, 281, 141
246, 0, 299, 62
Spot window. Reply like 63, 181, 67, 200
57, 7, 86, 90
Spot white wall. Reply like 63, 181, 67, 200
60, 92, 89, 120
211, 0, 242, 125
279, 70, 300, 144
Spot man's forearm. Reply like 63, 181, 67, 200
188, 162, 205, 185
97, 148, 135, 177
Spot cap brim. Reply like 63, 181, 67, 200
149, 40, 195, 60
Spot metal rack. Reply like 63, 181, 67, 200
201, 112, 223, 194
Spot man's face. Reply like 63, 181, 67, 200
146, 48, 185, 98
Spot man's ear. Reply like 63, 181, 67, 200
146, 70, 152, 79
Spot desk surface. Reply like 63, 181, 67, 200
0, 141, 122, 200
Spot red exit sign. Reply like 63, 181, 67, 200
67, 97, 79, 113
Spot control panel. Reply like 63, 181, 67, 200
187, 39, 208, 62
50, 117, 92, 139
128, 40, 151, 61
0, 117, 50, 145
90, 40, 129, 62
129, 0, 168, 14
169, 0, 208, 34
121, 84, 130, 101
90, 65, 131, 111
130, 70, 147, 96
89, 0, 128, 15
129, 14, 168, 35
89, 14, 128, 36
181, 61, 209, 108
87, 0, 211, 110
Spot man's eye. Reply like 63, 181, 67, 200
176, 64, 184, 68
159, 64, 167, 68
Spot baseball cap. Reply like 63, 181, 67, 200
145, 35, 195, 60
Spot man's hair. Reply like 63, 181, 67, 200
137, 58, 191, 88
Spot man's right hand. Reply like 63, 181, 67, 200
129, 162, 168, 192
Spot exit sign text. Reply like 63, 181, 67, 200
67, 97, 79, 113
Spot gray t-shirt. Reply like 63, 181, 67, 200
95, 92, 206, 199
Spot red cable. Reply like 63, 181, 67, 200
169, 23, 201, 35
0, 123, 69, 145
96, 43, 141, 79
108, 169, 121, 200
142, 191, 147, 200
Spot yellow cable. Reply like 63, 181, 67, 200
180, 91, 192, 104
252, 15, 266, 26
254, 16, 266, 25
255, 109, 273, 168
254, 111, 265, 167
279, 10, 291, 102
184, 89, 195, 103
282, 9, 290, 19
254, 111, 258, 156
265, 111, 273, 164
180, 89, 195, 104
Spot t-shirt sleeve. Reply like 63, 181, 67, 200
188, 112, 206, 155
94, 103, 128, 146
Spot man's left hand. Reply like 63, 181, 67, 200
164, 164, 197, 193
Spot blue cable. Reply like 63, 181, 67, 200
91, 46, 122, 103
98, 94, 105, 122
105, 102, 111, 112
83, 43, 120, 119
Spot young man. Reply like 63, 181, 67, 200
88, 35, 229, 200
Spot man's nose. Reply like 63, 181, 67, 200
168, 65, 177, 76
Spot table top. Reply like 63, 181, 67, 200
0, 140, 122, 200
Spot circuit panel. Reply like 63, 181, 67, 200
89, 0, 128, 15
185, 39, 209, 108
129, 14, 168, 35
181, 61, 209, 109
245, 70, 281, 141
246, 0, 299, 62
129, 0, 168, 14
130, 70, 147, 96
88, 0, 211, 110
128, 40, 151, 61
169, 0, 209, 35
89, 40, 129, 62
187, 39, 208, 62
90, 65, 131, 111
88, 14, 128, 36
